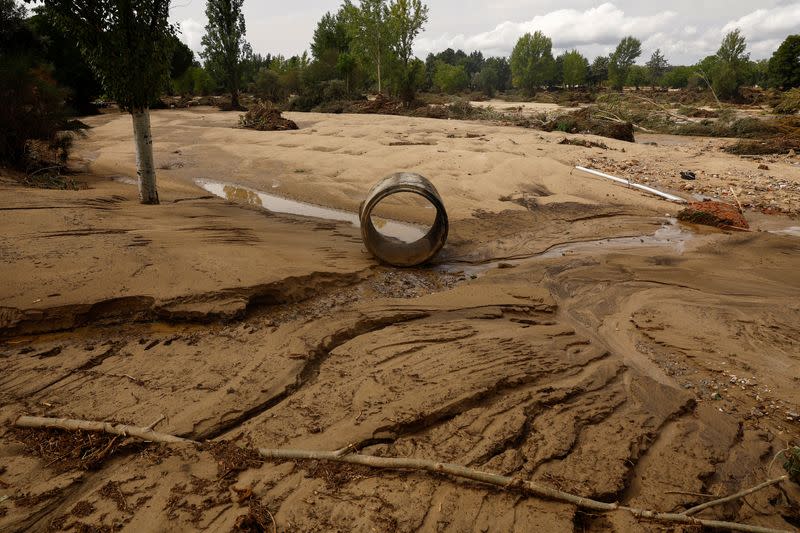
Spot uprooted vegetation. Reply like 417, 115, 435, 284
239, 101, 298, 131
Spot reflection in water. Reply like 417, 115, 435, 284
196, 179, 427, 243
438, 220, 693, 278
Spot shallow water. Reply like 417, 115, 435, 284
438, 220, 693, 278
195, 179, 427, 243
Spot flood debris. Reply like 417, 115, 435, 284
239, 102, 298, 131
677, 200, 750, 229
680, 170, 696, 180
574, 166, 686, 203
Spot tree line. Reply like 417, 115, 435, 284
2, 0, 800, 205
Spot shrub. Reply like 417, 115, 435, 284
774, 88, 800, 115
173, 66, 215, 96
251, 68, 286, 103
433, 61, 469, 94
0, 55, 70, 167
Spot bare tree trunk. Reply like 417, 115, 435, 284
377, 59, 382, 94
131, 108, 159, 205
231, 88, 240, 110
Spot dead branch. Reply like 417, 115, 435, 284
682, 476, 788, 516
14, 415, 191, 444
12, 415, 794, 533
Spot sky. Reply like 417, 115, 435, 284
169, 0, 800, 65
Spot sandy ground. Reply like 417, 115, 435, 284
1, 108, 799, 532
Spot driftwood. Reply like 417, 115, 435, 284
13, 415, 794, 533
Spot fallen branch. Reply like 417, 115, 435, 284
12, 415, 794, 533
574, 166, 687, 203
14, 415, 191, 444
682, 476, 789, 516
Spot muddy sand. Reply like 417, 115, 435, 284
1, 107, 799, 531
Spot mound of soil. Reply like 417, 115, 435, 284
544, 107, 635, 142
239, 102, 298, 131
677, 200, 749, 229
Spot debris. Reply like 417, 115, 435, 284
680, 171, 696, 180
574, 166, 687, 203
239, 102, 298, 131
677, 200, 749, 229
758, 164, 770, 170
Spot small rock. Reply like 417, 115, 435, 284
758, 164, 770, 170
711, 392, 722, 400
680, 170, 696, 180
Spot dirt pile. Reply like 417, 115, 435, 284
677, 200, 749, 229
238, 102, 298, 131
543, 107, 635, 142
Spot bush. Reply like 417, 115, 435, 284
774, 88, 800, 115
433, 61, 469, 94
251, 68, 287, 103
0, 55, 70, 167
172, 66, 215, 96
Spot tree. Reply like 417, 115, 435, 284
711, 29, 749, 99
344, 0, 391, 93
433, 61, 468, 93
510, 31, 555, 94
609, 36, 641, 90
562, 49, 588, 87
201, 0, 250, 110
661, 66, 693, 88
588, 55, 609, 86
768, 35, 800, 89
646, 49, 668, 88
311, 10, 349, 61
387, 0, 428, 102
38, 0, 175, 204
626, 65, 649, 89
170, 35, 195, 79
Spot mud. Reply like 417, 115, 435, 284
1, 109, 799, 532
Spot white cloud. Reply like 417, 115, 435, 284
415, 3, 676, 57
722, 4, 800, 39
176, 18, 205, 56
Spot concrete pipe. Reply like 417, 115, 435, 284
359, 173, 449, 267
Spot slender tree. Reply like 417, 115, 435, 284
344, 0, 391, 93
712, 29, 749, 99
609, 36, 642, 90
510, 31, 555, 94
388, 0, 428, 102
646, 49, 668, 88
201, 0, 250, 109
37, 0, 175, 204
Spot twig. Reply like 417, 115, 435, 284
144, 414, 166, 431
664, 490, 717, 498
729, 187, 745, 213
12, 415, 793, 533
682, 476, 788, 516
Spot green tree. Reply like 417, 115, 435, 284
344, 0, 391, 93
477, 61, 499, 96
387, 0, 428, 102
588, 55, 609, 86
201, 0, 250, 110
170, 35, 195, 79
712, 29, 749, 99
626, 65, 649, 89
433, 61, 468, 93
39, 0, 175, 204
510, 31, 555, 94
661, 66, 693, 88
646, 48, 668, 87
562, 49, 588, 87
311, 10, 349, 61
609, 36, 642, 90
768, 35, 800, 89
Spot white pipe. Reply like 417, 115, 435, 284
575, 166, 687, 204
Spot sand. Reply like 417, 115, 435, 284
1, 107, 799, 532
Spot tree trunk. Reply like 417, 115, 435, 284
231, 88, 240, 110
131, 108, 159, 205
377, 59, 382, 94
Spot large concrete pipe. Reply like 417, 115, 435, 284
359, 173, 449, 267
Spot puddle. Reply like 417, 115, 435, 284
195, 179, 427, 242
438, 220, 693, 278
771, 226, 800, 238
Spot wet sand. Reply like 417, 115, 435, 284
1, 108, 799, 532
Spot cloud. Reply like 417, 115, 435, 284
415, 3, 676, 57
176, 18, 205, 55
722, 4, 800, 40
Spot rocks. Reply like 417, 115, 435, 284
677, 200, 749, 229
680, 170, 696, 180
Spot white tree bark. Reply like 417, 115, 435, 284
131, 108, 159, 204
